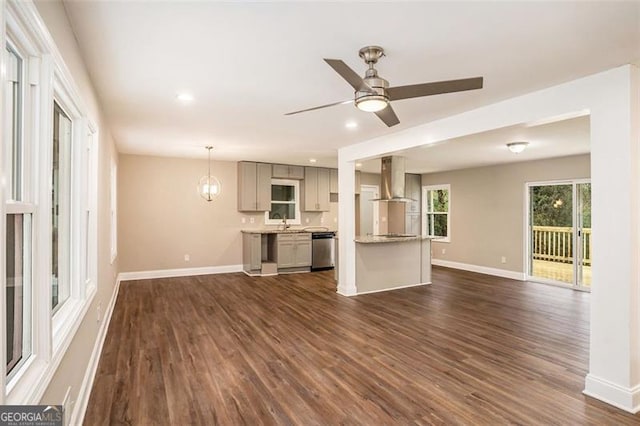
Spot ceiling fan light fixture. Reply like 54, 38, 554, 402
507, 141, 529, 153
355, 95, 389, 112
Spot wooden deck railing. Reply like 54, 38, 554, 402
532, 226, 591, 265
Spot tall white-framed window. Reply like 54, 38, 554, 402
3, 0, 100, 405
84, 125, 98, 294
4, 41, 34, 381
265, 179, 301, 225
422, 184, 451, 242
51, 102, 72, 312
49, 71, 94, 352
110, 156, 117, 264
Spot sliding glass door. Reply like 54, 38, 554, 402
527, 180, 591, 290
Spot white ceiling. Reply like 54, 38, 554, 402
358, 114, 591, 174
62, 1, 639, 169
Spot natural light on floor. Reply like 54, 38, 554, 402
532, 259, 591, 287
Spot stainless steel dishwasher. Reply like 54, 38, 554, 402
311, 231, 335, 271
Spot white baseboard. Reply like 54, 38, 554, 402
337, 283, 357, 296
584, 374, 640, 414
118, 264, 243, 281
69, 274, 122, 425
431, 258, 526, 281
354, 281, 431, 296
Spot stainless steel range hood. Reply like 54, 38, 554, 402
371, 156, 415, 202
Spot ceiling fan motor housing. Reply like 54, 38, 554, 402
356, 46, 390, 106
355, 76, 389, 101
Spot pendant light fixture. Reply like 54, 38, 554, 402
198, 146, 221, 201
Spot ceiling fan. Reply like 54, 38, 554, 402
285, 46, 484, 127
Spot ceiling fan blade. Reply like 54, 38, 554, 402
374, 105, 400, 127
387, 77, 483, 101
285, 99, 353, 116
324, 59, 369, 91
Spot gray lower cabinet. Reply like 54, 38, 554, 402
304, 167, 330, 211
242, 233, 262, 273
405, 173, 421, 213
238, 161, 272, 211
272, 164, 304, 179
276, 233, 311, 268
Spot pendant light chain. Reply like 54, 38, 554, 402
207, 146, 212, 182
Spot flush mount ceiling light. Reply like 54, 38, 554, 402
198, 146, 221, 202
507, 141, 529, 153
176, 92, 194, 103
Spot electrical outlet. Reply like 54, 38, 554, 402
501, 256, 507, 264
97, 302, 102, 324
320, 216, 324, 223
241, 217, 246, 224
249, 217, 255, 224
184, 254, 190, 262
333, 217, 337, 223
305, 218, 310, 223
441, 248, 446, 254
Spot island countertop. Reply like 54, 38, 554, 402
241, 227, 333, 234
354, 235, 441, 244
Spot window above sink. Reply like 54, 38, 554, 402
265, 179, 301, 225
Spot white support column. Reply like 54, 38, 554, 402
337, 157, 357, 296
336, 64, 640, 412
584, 64, 640, 413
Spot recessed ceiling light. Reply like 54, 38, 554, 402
345, 121, 358, 129
355, 163, 362, 168
176, 92, 194, 102
309, 158, 317, 163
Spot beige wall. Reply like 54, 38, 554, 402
35, 0, 120, 409
118, 154, 338, 272
422, 154, 590, 273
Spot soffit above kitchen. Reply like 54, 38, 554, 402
61, 1, 640, 167
358, 115, 591, 174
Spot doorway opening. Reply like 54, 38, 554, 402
359, 185, 379, 236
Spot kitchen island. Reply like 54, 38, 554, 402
355, 235, 437, 294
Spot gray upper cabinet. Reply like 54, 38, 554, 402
329, 169, 338, 193
405, 173, 421, 213
405, 173, 422, 235
272, 164, 304, 180
304, 167, 330, 211
238, 161, 272, 211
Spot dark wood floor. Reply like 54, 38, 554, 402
84, 267, 639, 425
